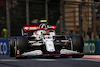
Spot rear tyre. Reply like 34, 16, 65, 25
9, 37, 16, 57
72, 35, 84, 58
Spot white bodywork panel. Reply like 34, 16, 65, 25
60, 49, 79, 54
45, 41, 55, 52
21, 49, 80, 56
49, 32, 55, 36
29, 41, 43, 46
21, 50, 43, 56
43, 35, 55, 52
32, 30, 46, 40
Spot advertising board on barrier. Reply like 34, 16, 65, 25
0, 39, 9, 55
98, 40, 100, 55
84, 40, 98, 54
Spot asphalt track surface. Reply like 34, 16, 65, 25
0, 55, 100, 67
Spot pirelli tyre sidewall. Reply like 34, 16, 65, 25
16, 36, 28, 55
72, 35, 84, 58
9, 36, 16, 57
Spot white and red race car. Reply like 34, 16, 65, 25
9, 22, 84, 58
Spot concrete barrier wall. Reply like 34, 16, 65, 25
0, 39, 9, 55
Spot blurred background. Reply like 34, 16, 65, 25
0, 0, 100, 41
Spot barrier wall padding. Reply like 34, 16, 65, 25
84, 40, 98, 55
98, 40, 100, 55
0, 39, 9, 55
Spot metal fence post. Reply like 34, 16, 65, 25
79, 4, 82, 36
26, 0, 29, 25
62, 1, 65, 32
6, 0, 11, 38
93, 5, 97, 40
45, 0, 48, 20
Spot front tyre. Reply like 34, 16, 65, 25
72, 35, 84, 58
15, 36, 28, 58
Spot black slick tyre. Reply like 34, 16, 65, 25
15, 36, 28, 58
72, 35, 84, 58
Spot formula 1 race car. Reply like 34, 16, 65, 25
9, 20, 84, 58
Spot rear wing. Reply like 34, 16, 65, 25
23, 26, 56, 31
21, 26, 56, 36
23, 26, 39, 31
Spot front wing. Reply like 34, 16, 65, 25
16, 49, 84, 57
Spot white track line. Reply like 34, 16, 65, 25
72, 58, 100, 63
35, 59, 57, 62
62, 58, 100, 63
0, 59, 19, 61
83, 58, 100, 63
